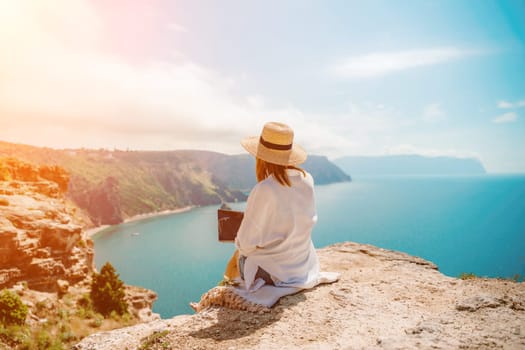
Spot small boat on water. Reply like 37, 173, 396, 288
131, 232, 140, 236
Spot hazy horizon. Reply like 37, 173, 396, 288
6, 138, 524, 175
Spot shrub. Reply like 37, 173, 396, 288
0, 158, 12, 181
0, 289, 28, 326
88, 314, 103, 328
139, 330, 169, 350
459, 272, 477, 280
512, 274, 523, 282
36, 330, 52, 349
90, 262, 127, 316
76, 307, 95, 320
59, 323, 76, 343
0, 324, 30, 348
77, 294, 92, 309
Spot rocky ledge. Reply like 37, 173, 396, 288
0, 158, 161, 349
75, 242, 525, 349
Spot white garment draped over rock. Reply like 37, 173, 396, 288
232, 272, 340, 308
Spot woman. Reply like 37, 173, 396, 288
234, 121, 320, 291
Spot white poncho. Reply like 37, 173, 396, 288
235, 169, 320, 291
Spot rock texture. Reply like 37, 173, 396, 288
0, 158, 93, 291
0, 157, 170, 350
125, 284, 161, 323
75, 242, 525, 349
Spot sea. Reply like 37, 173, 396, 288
93, 175, 525, 318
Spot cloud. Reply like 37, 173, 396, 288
494, 100, 524, 124
166, 22, 188, 33
492, 112, 518, 123
0, 0, 491, 166
497, 100, 514, 109
0, 2, 244, 147
331, 47, 478, 79
497, 99, 525, 109
2, 0, 433, 161
422, 103, 445, 123
0, 0, 358, 156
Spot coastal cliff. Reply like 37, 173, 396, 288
75, 242, 525, 349
2, 157, 522, 348
0, 158, 92, 291
0, 158, 160, 349
0, 141, 350, 227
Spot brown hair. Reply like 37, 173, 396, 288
256, 158, 306, 187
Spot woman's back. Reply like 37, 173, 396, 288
236, 168, 320, 289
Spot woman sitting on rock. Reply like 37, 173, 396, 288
230, 121, 320, 291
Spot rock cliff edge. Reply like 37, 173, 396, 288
0, 158, 160, 349
75, 242, 525, 349
0, 158, 92, 291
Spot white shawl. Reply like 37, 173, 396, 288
235, 169, 320, 291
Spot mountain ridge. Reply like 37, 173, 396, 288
0, 141, 350, 226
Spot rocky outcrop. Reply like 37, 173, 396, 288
125, 285, 161, 323
0, 158, 93, 291
0, 157, 170, 350
75, 242, 525, 350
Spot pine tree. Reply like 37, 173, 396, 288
90, 262, 127, 316
0, 289, 28, 325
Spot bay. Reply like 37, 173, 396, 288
93, 175, 525, 318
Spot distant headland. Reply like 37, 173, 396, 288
335, 154, 486, 176
1, 141, 489, 228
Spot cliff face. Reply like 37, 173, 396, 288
0, 158, 93, 291
69, 175, 123, 225
75, 242, 525, 350
0, 143, 249, 225
0, 158, 165, 349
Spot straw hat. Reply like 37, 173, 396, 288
241, 122, 307, 166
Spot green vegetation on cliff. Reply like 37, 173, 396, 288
0, 289, 27, 326
90, 263, 127, 317
0, 141, 350, 226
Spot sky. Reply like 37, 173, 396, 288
0, 0, 524, 173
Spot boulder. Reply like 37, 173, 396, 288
125, 285, 160, 323
56, 279, 69, 295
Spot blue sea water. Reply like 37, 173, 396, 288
93, 175, 525, 318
